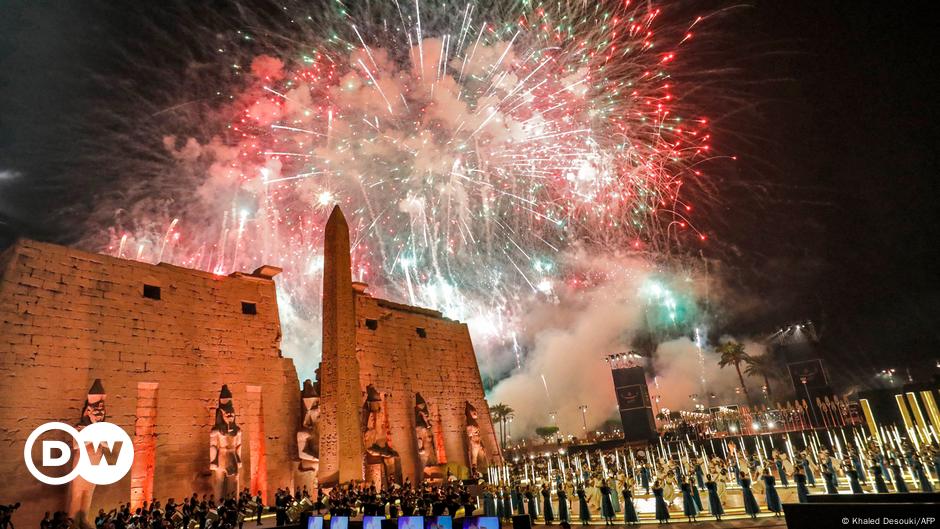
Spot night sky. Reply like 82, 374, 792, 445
1, 1, 938, 389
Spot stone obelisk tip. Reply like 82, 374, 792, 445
326, 205, 347, 228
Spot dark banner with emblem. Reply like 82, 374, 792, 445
787, 359, 829, 390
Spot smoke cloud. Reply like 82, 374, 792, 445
488, 252, 763, 439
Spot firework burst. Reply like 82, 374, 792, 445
103, 0, 721, 377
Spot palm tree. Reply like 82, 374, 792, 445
489, 403, 514, 447
745, 354, 778, 399
717, 341, 752, 404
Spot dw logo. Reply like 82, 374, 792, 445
23, 422, 134, 485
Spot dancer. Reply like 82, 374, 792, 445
652, 480, 670, 525
740, 471, 760, 520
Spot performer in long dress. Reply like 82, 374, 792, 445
599, 480, 615, 526
794, 466, 810, 503
621, 480, 639, 526
740, 472, 761, 520
557, 487, 570, 524
799, 451, 817, 487
501, 487, 513, 518
694, 459, 705, 490
690, 477, 703, 512
704, 475, 724, 521
889, 458, 908, 493
822, 463, 839, 494
850, 449, 867, 483
653, 481, 670, 525
640, 464, 652, 495
525, 486, 538, 523
871, 463, 889, 493
774, 456, 789, 488
512, 486, 525, 516
679, 478, 698, 523
844, 459, 863, 494
577, 485, 591, 526
913, 457, 934, 492
762, 468, 782, 517
483, 487, 497, 517
540, 483, 554, 523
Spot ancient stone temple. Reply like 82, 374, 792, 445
317, 206, 501, 487
0, 209, 499, 524
0, 240, 303, 524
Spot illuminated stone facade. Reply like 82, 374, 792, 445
0, 240, 301, 523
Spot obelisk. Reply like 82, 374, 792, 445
318, 206, 364, 486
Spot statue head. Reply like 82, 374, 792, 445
80, 379, 107, 426
301, 379, 320, 423
415, 393, 430, 428
465, 402, 479, 426
214, 385, 238, 433
365, 385, 382, 413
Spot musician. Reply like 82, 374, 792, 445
254, 493, 263, 526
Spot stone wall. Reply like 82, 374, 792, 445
353, 292, 502, 482
316, 207, 501, 485
0, 240, 303, 524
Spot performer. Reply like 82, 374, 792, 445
640, 464, 652, 495
774, 456, 789, 488
850, 449, 867, 483
739, 471, 760, 520
871, 463, 889, 493
540, 484, 554, 523
799, 451, 817, 487
704, 475, 725, 521
557, 486, 570, 524
512, 486, 524, 516
577, 485, 591, 526
621, 480, 639, 526
844, 459, 863, 494
913, 457, 933, 492
483, 487, 497, 517
501, 487, 512, 519
599, 480, 615, 526
609, 477, 621, 514
690, 476, 703, 512
888, 458, 909, 493
679, 477, 698, 523
652, 481, 670, 525
694, 459, 705, 490
525, 487, 537, 524
794, 466, 810, 503
762, 468, 782, 517
822, 462, 838, 494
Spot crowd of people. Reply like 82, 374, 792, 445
8, 434, 940, 528
493, 438, 940, 524
33, 490, 268, 529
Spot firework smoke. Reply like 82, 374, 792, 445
88, 0, 730, 407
